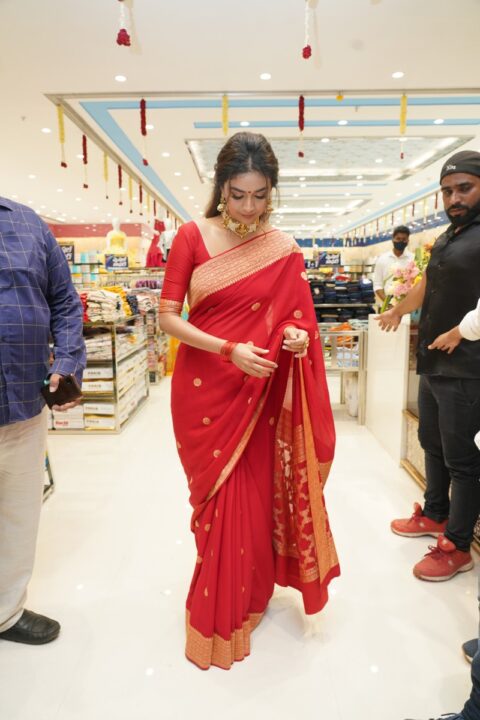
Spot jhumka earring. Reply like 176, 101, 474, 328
217, 195, 226, 213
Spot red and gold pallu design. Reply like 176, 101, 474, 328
170, 228, 339, 670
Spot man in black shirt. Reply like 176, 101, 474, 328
378, 150, 480, 582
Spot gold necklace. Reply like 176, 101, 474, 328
221, 208, 260, 240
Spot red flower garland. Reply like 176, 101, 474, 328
298, 95, 305, 158
82, 134, 88, 189
118, 165, 123, 206
139, 183, 143, 216
140, 99, 148, 166
116, 0, 131, 46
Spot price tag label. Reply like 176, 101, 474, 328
105, 254, 129, 270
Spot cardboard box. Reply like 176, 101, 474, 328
84, 415, 116, 430
83, 402, 115, 416
83, 366, 114, 380
82, 380, 114, 394
53, 417, 85, 430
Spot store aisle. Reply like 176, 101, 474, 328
0, 380, 476, 720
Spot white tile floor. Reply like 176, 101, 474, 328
0, 379, 477, 720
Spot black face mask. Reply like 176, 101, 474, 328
446, 197, 480, 227
393, 241, 408, 253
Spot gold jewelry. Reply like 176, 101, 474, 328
217, 195, 226, 213
221, 207, 261, 239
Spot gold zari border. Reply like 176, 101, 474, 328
159, 298, 183, 315
185, 610, 264, 670
189, 230, 301, 309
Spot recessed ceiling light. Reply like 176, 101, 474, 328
41, 127, 51, 134
345, 193, 350, 196
260, 72, 272, 80
309, 160, 316, 165
293, 193, 299, 198
299, 176, 306, 181
321, 137, 330, 143
76, 154, 83, 159
143, 204, 148, 209
375, 158, 383, 163
356, 175, 363, 180
93, 205, 99, 210
325, 204, 330, 208
199, 210, 204, 215
392, 71, 404, 79
115, 75, 127, 82
338, 120, 348, 126
161, 152, 171, 158
415, 182, 420, 187
28, 174, 36, 180
189, 195, 195, 200
240, 121, 250, 127
146, 124, 155, 130
434, 118, 444, 125
357, 182, 363, 187
27, 200, 33, 204
107, 213, 112, 217
174, 172, 182, 177
194, 204, 200, 209
300, 183, 307, 188
396, 192, 401, 197
183, 186, 189, 190
283, 204, 289, 208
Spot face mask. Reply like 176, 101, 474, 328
393, 241, 408, 253
446, 197, 480, 227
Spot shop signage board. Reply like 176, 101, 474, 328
105, 254, 129, 270
59, 243, 75, 263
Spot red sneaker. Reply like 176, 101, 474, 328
413, 535, 474, 582
391, 503, 447, 538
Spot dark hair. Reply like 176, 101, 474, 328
393, 225, 410, 238
205, 132, 279, 218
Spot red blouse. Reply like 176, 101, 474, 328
159, 222, 210, 314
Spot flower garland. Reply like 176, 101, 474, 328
222, 94, 229, 137
298, 94, 305, 158
118, 164, 123, 206
82, 134, 88, 189
140, 99, 148, 166
57, 105, 67, 168
303, 0, 312, 59
116, 0, 131, 46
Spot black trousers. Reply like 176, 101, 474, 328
418, 375, 480, 551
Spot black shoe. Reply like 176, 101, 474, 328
0, 610, 60, 645
462, 638, 478, 664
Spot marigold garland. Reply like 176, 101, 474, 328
57, 105, 67, 168
140, 99, 148, 166
82, 134, 88, 189
222, 94, 229, 137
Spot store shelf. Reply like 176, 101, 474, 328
314, 303, 373, 308
117, 340, 148, 364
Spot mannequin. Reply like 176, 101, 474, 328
160, 218, 176, 262
146, 219, 165, 268
105, 218, 128, 255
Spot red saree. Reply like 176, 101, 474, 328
160, 221, 339, 670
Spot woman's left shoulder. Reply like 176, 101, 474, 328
269, 227, 302, 252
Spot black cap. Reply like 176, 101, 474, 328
440, 150, 480, 182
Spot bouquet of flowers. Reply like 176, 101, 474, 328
380, 245, 432, 313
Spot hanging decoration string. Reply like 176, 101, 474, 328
222, 94, 229, 137
140, 99, 149, 166
399, 93, 408, 160
411, 202, 415, 218
128, 175, 133, 214
298, 94, 305, 158
57, 105, 67, 168
434, 191, 439, 217
103, 152, 109, 199
139, 183, 143, 215
153, 199, 157, 218
118, 164, 123, 206
303, 0, 312, 59
116, 0, 131, 46
82, 135, 89, 189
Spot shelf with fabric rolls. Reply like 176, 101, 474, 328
48, 315, 150, 434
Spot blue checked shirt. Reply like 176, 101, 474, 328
0, 197, 86, 426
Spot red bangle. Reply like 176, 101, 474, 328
220, 341, 237, 362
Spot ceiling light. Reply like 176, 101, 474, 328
357, 182, 363, 187
183, 186, 189, 190
345, 193, 350, 197
309, 160, 316, 165
356, 175, 363, 180
434, 118, 444, 125
146, 124, 155, 130
115, 75, 127, 82
75, 197, 81, 202
392, 71, 404, 79
283, 204, 289, 208
199, 210, 204, 215
28, 174, 36, 179
161, 152, 171, 158
260, 72, 272, 80
93, 205, 99, 210
300, 183, 307, 188
174, 172, 182, 176
375, 158, 383, 163
41, 127, 51, 134
27, 200, 33, 205
143, 204, 148, 209
240, 121, 250, 127
76, 154, 83, 159
57, 188, 63, 193
189, 195, 195, 200
321, 138, 330, 143
415, 183, 420, 187
194, 204, 199, 209
399, 137, 408, 142
293, 193, 299, 198
299, 176, 306, 181
338, 120, 348, 126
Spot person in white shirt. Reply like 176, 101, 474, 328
373, 225, 414, 304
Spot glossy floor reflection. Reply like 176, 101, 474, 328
0, 379, 476, 720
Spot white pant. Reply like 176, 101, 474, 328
0, 410, 48, 632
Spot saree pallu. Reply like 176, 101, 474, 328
170, 229, 339, 670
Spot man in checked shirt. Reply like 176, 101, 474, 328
0, 197, 85, 645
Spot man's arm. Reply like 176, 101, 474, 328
428, 299, 480, 353
44, 226, 86, 381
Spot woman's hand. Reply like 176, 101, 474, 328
231, 343, 278, 378
375, 308, 402, 332
428, 326, 462, 354
282, 326, 310, 358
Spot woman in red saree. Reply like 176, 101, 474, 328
159, 132, 339, 670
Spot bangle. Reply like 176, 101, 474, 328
220, 341, 237, 362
